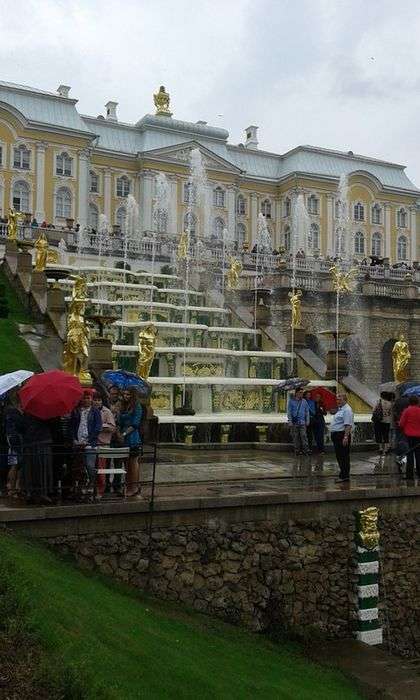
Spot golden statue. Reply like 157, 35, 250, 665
154, 85, 172, 116
7, 208, 24, 241
227, 258, 243, 290
62, 275, 91, 384
357, 507, 379, 550
392, 333, 411, 383
177, 231, 189, 261
34, 232, 49, 272
329, 265, 358, 293
137, 324, 157, 379
288, 289, 303, 329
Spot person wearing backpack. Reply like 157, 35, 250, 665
287, 388, 310, 455
372, 392, 393, 453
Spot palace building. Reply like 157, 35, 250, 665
0, 79, 418, 263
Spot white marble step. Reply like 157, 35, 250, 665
113, 345, 292, 358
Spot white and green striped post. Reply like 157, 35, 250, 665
355, 507, 383, 645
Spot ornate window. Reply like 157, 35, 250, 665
354, 230, 365, 255
236, 223, 246, 247
213, 186, 225, 207
56, 152, 72, 176
236, 194, 246, 215
354, 202, 364, 222
88, 203, 98, 230
335, 228, 346, 254
397, 207, 407, 228
261, 198, 272, 218
371, 204, 382, 225
213, 217, 225, 239
307, 194, 319, 215
13, 144, 30, 170
116, 176, 130, 198
116, 206, 127, 231
283, 197, 291, 217
284, 225, 291, 251
184, 212, 197, 236
397, 235, 408, 261
183, 182, 196, 204
55, 187, 72, 218
89, 170, 99, 193
12, 180, 30, 212
308, 223, 319, 251
371, 232, 382, 257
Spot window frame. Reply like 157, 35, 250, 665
354, 230, 365, 255
89, 170, 99, 194
55, 186, 72, 219
13, 144, 31, 170
371, 232, 382, 257
213, 217, 225, 240
397, 207, 407, 228
284, 197, 291, 218
397, 234, 408, 261
261, 198, 272, 218
116, 175, 130, 198
213, 186, 225, 208
116, 206, 127, 231
236, 194, 246, 216
307, 194, 319, 216
371, 204, 382, 225
354, 202, 364, 222
12, 179, 30, 212
56, 151, 73, 177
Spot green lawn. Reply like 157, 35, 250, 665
0, 534, 361, 700
0, 267, 40, 373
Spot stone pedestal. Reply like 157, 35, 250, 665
286, 327, 306, 351
184, 425, 196, 446
16, 251, 33, 292
31, 270, 47, 294
255, 300, 271, 327
47, 286, 65, 313
256, 425, 268, 443
5, 240, 18, 275
220, 424, 231, 444
325, 349, 348, 380
88, 338, 113, 376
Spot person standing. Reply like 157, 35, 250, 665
71, 390, 102, 485
399, 396, 420, 481
118, 387, 142, 497
372, 392, 393, 453
287, 388, 310, 455
311, 393, 327, 453
330, 393, 354, 483
93, 392, 116, 496
303, 390, 316, 451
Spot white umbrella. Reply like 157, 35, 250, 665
0, 370, 34, 398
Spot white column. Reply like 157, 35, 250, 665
250, 192, 258, 244
168, 176, 178, 235
226, 186, 236, 239
35, 143, 46, 221
410, 206, 417, 262
140, 171, 153, 232
77, 149, 89, 229
384, 203, 391, 260
326, 194, 334, 255
104, 170, 112, 224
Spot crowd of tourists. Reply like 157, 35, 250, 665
0, 384, 143, 504
372, 391, 420, 481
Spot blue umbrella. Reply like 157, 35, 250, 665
403, 385, 420, 397
102, 370, 151, 398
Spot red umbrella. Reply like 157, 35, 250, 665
308, 386, 337, 411
19, 370, 84, 419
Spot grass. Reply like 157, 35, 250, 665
0, 533, 362, 700
0, 267, 41, 373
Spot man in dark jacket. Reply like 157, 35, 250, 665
71, 390, 102, 483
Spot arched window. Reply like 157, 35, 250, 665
261, 198, 272, 218
89, 170, 99, 193
213, 217, 225, 240
397, 235, 408, 261
116, 176, 130, 198
284, 197, 291, 217
116, 206, 127, 231
13, 144, 30, 170
56, 152, 72, 176
335, 227, 346, 254
55, 187, 72, 218
154, 208, 168, 233
397, 207, 407, 228
354, 231, 365, 255
236, 194, 246, 215
12, 180, 30, 212
183, 182, 196, 204
371, 232, 382, 257
307, 194, 319, 215
371, 204, 382, 225
236, 223, 246, 247
213, 186, 225, 207
284, 225, 291, 251
88, 203, 98, 230
354, 202, 364, 221
184, 212, 197, 236
308, 223, 319, 252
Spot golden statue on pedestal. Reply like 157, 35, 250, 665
357, 507, 379, 550
392, 333, 411, 383
154, 85, 172, 116
177, 231, 189, 261
288, 289, 303, 329
329, 265, 358, 293
62, 275, 91, 384
34, 232, 49, 272
7, 208, 24, 241
227, 258, 242, 290
137, 324, 157, 379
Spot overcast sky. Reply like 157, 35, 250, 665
1, 0, 420, 183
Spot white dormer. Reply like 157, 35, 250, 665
245, 125, 258, 150
105, 101, 118, 122
57, 84, 71, 98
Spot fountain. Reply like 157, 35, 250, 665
150, 173, 169, 318
122, 194, 140, 298
253, 213, 271, 345
288, 193, 309, 373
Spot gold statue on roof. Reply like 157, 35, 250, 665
154, 85, 172, 117
392, 333, 411, 383
137, 324, 157, 379
329, 265, 358, 294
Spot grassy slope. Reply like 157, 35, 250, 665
0, 534, 361, 700
0, 267, 40, 373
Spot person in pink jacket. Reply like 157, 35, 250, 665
93, 392, 116, 495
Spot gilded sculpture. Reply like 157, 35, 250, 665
154, 85, 172, 116
329, 265, 358, 293
227, 258, 243, 290
288, 289, 303, 329
177, 231, 189, 261
357, 506, 380, 550
7, 208, 24, 241
34, 232, 49, 272
137, 323, 157, 379
62, 275, 91, 383
392, 333, 411, 383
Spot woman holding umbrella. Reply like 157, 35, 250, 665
117, 387, 143, 497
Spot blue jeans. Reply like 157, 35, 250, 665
84, 448, 97, 480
